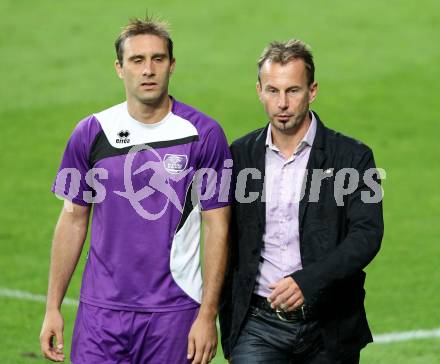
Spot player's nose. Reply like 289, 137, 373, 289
142, 60, 155, 76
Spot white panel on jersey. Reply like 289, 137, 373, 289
170, 205, 202, 303
94, 102, 198, 149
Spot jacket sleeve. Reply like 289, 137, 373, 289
219, 211, 237, 359
290, 148, 384, 306
218, 144, 239, 359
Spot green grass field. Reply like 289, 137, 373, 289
1, 0, 439, 363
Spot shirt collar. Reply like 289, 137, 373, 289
265, 111, 317, 154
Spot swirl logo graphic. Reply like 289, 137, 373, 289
114, 144, 192, 220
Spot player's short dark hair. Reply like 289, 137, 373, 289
115, 17, 173, 65
258, 39, 315, 85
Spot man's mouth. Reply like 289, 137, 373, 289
140, 82, 157, 88
276, 114, 292, 122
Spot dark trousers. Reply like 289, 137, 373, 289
230, 306, 360, 364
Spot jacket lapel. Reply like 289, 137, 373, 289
253, 126, 268, 229
299, 113, 327, 228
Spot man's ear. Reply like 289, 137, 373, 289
115, 60, 124, 79
309, 81, 318, 104
169, 58, 176, 75
256, 81, 263, 102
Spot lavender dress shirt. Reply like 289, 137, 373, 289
255, 112, 317, 297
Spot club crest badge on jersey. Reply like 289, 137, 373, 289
163, 154, 188, 174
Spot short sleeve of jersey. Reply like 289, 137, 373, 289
196, 123, 232, 210
51, 116, 98, 206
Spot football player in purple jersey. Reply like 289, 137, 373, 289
40, 17, 231, 364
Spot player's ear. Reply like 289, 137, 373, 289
169, 58, 176, 75
115, 60, 124, 79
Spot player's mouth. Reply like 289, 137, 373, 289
140, 82, 158, 90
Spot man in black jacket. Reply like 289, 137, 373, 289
219, 39, 384, 363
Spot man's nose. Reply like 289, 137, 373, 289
278, 93, 288, 110
142, 60, 155, 76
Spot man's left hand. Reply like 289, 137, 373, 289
187, 313, 217, 364
268, 277, 304, 312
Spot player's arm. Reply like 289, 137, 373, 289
187, 205, 231, 364
40, 200, 90, 362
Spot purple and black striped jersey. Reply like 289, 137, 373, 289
52, 98, 232, 312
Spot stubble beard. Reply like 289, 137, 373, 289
137, 87, 168, 108
272, 109, 308, 135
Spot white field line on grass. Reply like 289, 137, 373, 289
0, 287, 78, 306
1, 287, 439, 344
373, 329, 440, 344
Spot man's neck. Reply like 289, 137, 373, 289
271, 113, 311, 158
126, 95, 172, 124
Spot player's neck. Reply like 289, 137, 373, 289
126, 94, 172, 124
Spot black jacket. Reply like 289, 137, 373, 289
219, 114, 384, 361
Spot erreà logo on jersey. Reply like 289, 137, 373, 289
116, 130, 130, 144
163, 154, 188, 174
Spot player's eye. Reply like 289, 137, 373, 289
133, 58, 143, 64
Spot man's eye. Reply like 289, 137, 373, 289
133, 59, 143, 64
268, 89, 278, 94
154, 57, 164, 62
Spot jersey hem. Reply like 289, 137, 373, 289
52, 188, 90, 206
200, 201, 232, 211
80, 296, 200, 312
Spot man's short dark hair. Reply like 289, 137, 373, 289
258, 39, 315, 85
115, 17, 173, 65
